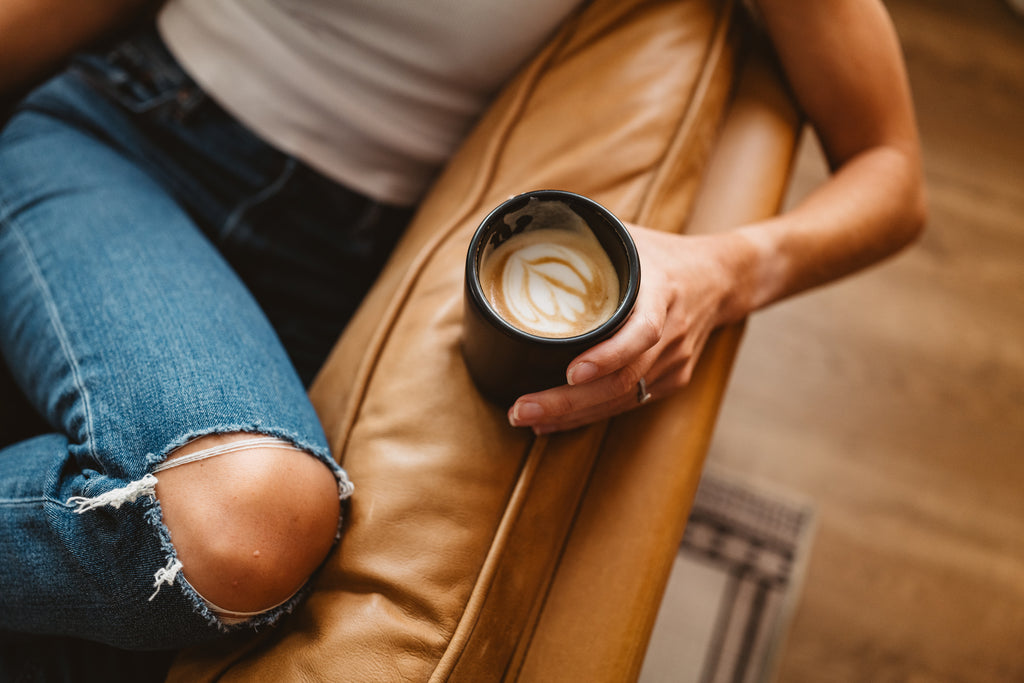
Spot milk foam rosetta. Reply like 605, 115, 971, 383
480, 228, 619, 338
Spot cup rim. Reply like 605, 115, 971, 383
465, 189, 641, 346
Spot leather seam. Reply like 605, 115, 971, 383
332, 25, 576, 460
429, 3, 742, 679
503, 426, 614, 681
445, 3, 743, 679
324, 0, 741, 679
308, 11, 583, 680
422, 17, 590, 680
429, 436, 548, 682
636, 0, 739, 229
506, 1, 743, 679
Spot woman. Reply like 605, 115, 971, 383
0, 0, 924, 673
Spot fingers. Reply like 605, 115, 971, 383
503, 225, 731, 434
507, 289, 666, 428
509, 350, 655, 428
530, 394, 637, 434
509, 325, 715, 434
566, 294, 665, 386
525, 370, 674, 434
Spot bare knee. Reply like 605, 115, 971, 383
154, 433, 340, 615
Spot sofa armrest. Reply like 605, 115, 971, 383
512, 36, 802, 683
168, 1, 800, 680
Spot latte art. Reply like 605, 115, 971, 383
480, 228, 619, 338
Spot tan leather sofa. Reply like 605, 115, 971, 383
167, 0, 801, 680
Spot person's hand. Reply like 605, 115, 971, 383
506, 224, 754, 434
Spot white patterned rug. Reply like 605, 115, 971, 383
639, 470, 816, 683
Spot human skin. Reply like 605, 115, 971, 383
0, 0, 153, 95
155, 433, 341, 614
0, 0, 925, 608
1, 0, 347, 621
508, 0, 928, 433
0, 1, 925, 437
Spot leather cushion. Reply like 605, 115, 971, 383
168, 0, 754, 679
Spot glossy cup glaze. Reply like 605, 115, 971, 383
462, 190, 640, 407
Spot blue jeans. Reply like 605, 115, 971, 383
0, 27, 412, 676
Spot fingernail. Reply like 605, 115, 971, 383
567, 361, 598, 386
509, 401, 545, 426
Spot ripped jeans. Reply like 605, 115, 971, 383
0, 27, 411, 658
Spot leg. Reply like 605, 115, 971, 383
154, 433, 340, 617
62, 28, 414, 387
0, 74, 347, 649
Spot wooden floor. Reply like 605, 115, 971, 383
704, 0, 1024, 680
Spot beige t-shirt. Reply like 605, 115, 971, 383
158, 0, 581, 205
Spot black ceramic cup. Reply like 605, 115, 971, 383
462, 190, 640, 407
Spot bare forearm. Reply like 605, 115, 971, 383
1, 0, 155, 96
724, 0, 928, 318
728, 141, 926, 319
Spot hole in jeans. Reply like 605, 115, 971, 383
152, 432, 341, 620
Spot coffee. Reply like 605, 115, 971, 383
478, 200, 619, 338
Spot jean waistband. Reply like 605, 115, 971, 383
70, 25, 205, 119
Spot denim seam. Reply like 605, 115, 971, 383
0, 495, 72, 507
221, 156, 298, 243
0, 211, 99, 464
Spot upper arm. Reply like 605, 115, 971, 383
1, 0, 158, 96
752, 0, 921, 170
